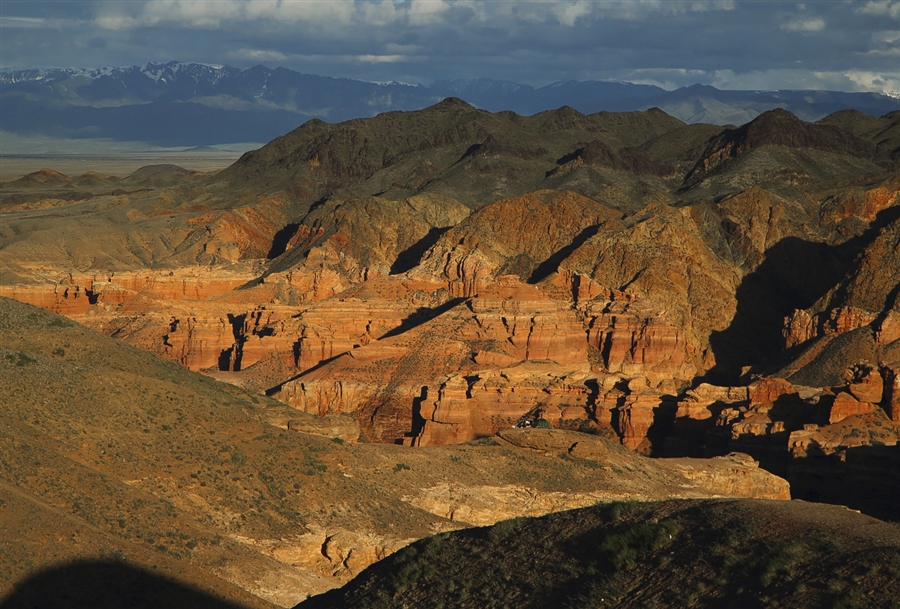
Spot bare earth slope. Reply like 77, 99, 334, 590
0, 297, 788, 607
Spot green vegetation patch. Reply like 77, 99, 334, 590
597, 519, 679, 572
5, 351, 37, 367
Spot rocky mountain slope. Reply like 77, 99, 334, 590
1, 102, 899, 522
0, 297, 788, 607
298, 498, 900, 609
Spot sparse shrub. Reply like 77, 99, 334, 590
472, 437, 501, 446
5, 351, 36, 367
488, 516, 526, 543
394, 463, 410, 472
599, 519, 678, 572
758, 542, 804, 586
420, 534, 444, 558
534, 418, 552, 429
301, 453, 327, 475
602, 502, 638, 523
47, 317, 73, 328
230, 449, 247, 466
567, 579, 621, 609
331, 437, 344, 444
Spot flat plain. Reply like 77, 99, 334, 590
0, 152, 244, 180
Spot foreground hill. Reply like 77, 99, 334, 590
0, 297, 787, 607
299, 498, 900, 609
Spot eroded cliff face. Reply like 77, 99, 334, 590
660, 366, 900, 518
2, 107, 899, 497
269, 272, 702, 447
4, 183, 898, 461
782, 180, 900, 355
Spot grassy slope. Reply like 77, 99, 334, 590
300, 498, 900, 609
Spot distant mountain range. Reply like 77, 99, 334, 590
2, 61, 899, 148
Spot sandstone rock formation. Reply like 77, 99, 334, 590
1, 296, 794, 606
2, 104, 900, 525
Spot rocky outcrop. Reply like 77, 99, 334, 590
409, 190, 625, 294
411, 364, 605, 447
0, 267, 261, 315
685, 108, 880, 184
781, 199, 900, 352
561, 202, 740, 376
272, 271, 702, 447
667, 368, 900, 460
581, 294, 696, 384
2, 105, 899, 468
819, 176, 900, 225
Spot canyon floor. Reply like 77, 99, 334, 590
1, 101, 899, 606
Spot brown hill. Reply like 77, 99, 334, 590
219, 100, 692, 210
819, 109, 900, 165
687, 108, 881, 180
298, 498, 900, 609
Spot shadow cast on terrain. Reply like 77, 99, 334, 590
706, 237, 851, 384
379, 298, 468, 340
390, 227, 450, 274
267, 223, 301, 259
0, 560, 251, 609
786, 443, 900, 522
705, 205, 900, 384
528, 224, 600, 284
658, 388, 900, 521
265, 353, 343, 396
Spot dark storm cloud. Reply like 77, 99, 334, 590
1, 1, 899, 92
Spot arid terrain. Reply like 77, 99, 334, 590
0, 151, 245, 181
1, 100, 900, 606
0, 297, 786, 607
300, 498, 900, 609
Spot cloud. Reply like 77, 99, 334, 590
94, 14, 143, 31
873, 29, 900, 43
780, 18, 826, 32
843, 69, 900, 92
95, 0, 357, 30
354, 54, 417, 63
611, 66, 900, 94
554, 2, 593, 27
618, 68, 712, 90
407, 0, 453, 25
0, 0, 897, 95
858, 1, 900, 18
91, 0, 738, 31
0, 16, 47, 28
231, 48, 288, 63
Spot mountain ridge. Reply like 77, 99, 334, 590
3, 61, 900, 148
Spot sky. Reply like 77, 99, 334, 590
1, 0, 899, 93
